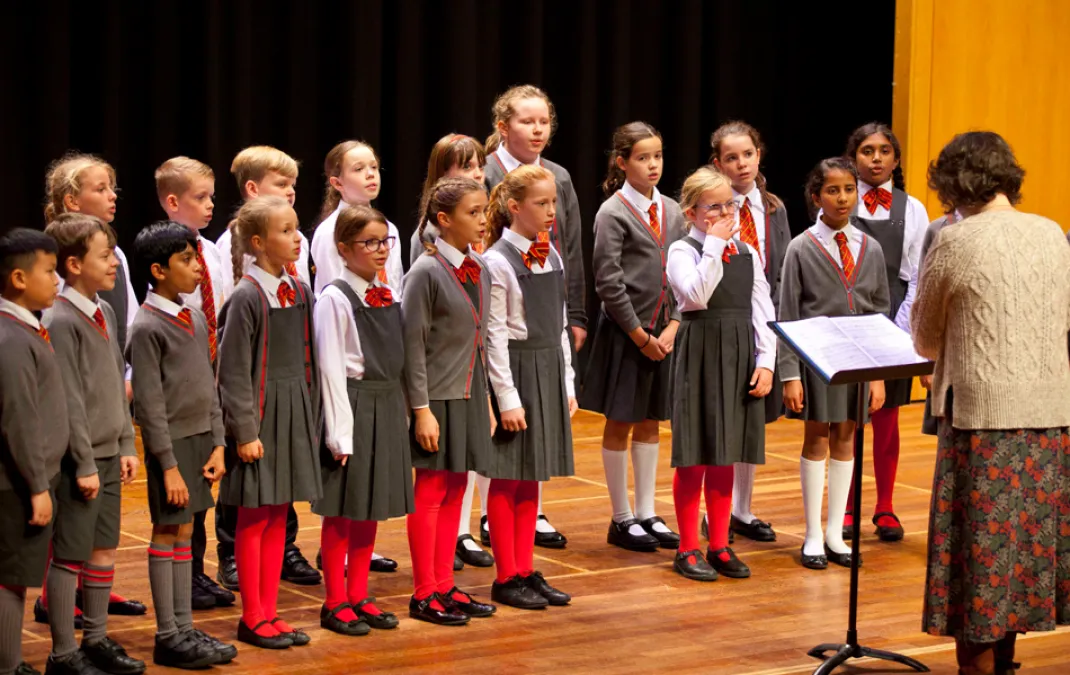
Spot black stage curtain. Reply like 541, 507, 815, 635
1, 0, 895, 303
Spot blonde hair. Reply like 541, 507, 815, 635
155, 156, 214, 205
230, 146, 299, 199
43, 153, 118, 223
679, 167, 730, 230
485, 84, 557, 152
317, 140, 378, 225
44, 212, 117, 280
228, 196, 292, 284
485, 165, 555, 246
418, 177, 486, 255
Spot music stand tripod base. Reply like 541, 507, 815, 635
807, 643, 930, 675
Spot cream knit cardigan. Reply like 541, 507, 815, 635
911, 209, 1070, 430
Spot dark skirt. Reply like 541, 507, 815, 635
763, 365, 784, 424
220, 377, 322, 507
921, 391, 938, 436
411, 357, 493, 473
314, 379, 414, 521
671, 315, 764, 468
785, 365, 869, 424
487, 342, 574, 481
883, 376, 914, 409
922, 393, 1070, 642
580, 310, 671, 423
146, 432, 216, 525
0, 474, 59, 587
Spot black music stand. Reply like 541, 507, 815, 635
772, 316, 934, 675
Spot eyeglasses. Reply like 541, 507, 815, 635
349, 236, 396, 252
697, 200, 739, 217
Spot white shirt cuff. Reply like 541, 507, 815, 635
498, 390, 522, 414
756, 353, 777, 372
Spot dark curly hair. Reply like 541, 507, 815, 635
927, 131, 1024, 213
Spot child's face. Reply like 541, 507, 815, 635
69, 166, 117, 223
440, 190, 488, 248
686, 185, 735, 232
502, 97, 550, 164
250, 171, 297, 206
338, 220, 390, 281
156, 242, 202, 296
169, 177, 215, 231
445, 156, 485, 184
714, 134, 761, 191
70, 230, 119, 294
854, 133, 898, 187
254, 206, 302, 267
13, 251, 60, 312
509, 179, 557, 240
814, 169, 858, 227
618, 136, 663, 196
333, 146, 380, 205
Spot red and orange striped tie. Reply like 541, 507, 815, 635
195, 241, 218, 363
648, 203, 661, 239
284, 261, 298, 278
92, 308, 108, 337
739, 198, 759, 251
277, 282, 296, 308
834, 232, 855, 280
37, 325, 50, 343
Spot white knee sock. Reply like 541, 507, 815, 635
632, 440, 669, 532
826, 458, 854, 554
800, 457, 826, 557
534, 483, 558, 533
602, 447, 633, 523
732, 462, 757, 524
457, 471, 477, 538
476, 473, 491, 519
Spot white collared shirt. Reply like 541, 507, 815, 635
61, 284, 104, 321
620, 181, 664, 229
496, 145, 539, 173
310, 201, 404, 298
733, 183, 767, 262
143, 291, 184, 318
433, 236, 471, 268
179, 235, 232, 315
484, 228, 576, 411
216, 228, 312, 289
246, 263, 294, 309
316, 266, 397, 456
809, 218, 863, 267
666, 227, 776, 371
0, 297, 41, 329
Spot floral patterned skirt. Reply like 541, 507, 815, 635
922, 393, 1070, 643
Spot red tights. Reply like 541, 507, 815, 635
320, 517, 378, 622
236, 504, 289, 637
673, 465, 733, 557
846, 407, 900, 527
486, 479, 538, 584
406, 469, 468, 610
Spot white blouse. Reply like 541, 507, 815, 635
311, 202, 404, 298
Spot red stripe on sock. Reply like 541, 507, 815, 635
148, 548, 174, 558
81, 570, 115, 583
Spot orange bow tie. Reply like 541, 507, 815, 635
862, 187, 893, 215
365, 286, 393, 308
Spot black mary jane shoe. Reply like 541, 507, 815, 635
522, 571, 570, 606
76, 591, 147, 617
152, 631, 218, 670
453, 553, 464, 571
16, 662, 41, 675
442, 587, 496, 618
607, 518, 660, 552
639, 516, 680, 549
216, 555, 239, 591
700, 516, 734, 544
354, 597, 400, 629
872, 512, 905, 542
491, 577, 548, 610
80, 637, 146, 675
706, 547, 751, 579
479, 515, 492, 547
408, 594, 470, 626
236, 619, 292, 650
34, 597, 85, 630
534, 516, 568, 549
673, 549, 719, 582
800, 547, 828, 570
269, 617, 310, 646
824, 544, 860, 569
188, 628, 237, 664
370, 556, 398, 573
320, 603, 371, 637
730, 515, 777, 542
456, 534, 495, 567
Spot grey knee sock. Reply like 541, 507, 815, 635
0, 585, 26, 674
46, 561, 81, 659
173, 540, 193, 633
148, 542, 176, 639
80, 562, 113, 646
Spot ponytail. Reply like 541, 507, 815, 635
482, 165, 555, 246
602, 121, 661, 198
754, 171, 784, 215
485, 182, 510, 247
228, 218, 244, 286
423, 177, 486, 254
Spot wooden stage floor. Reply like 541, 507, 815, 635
19, 404, 1070, 673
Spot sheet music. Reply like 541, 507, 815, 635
774, 314, 927, 381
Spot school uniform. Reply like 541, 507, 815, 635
216, 265, 322, 507
484, 228, 575, 481
667, 229, 776, 467
310, 202, 404, 297
215, 227, 312, 289
313, 269, 414, 521
581, 183, 686, 422
485, 146, 586, 331
127, 293, 223, 525
0, 300, 68, 588
411, 221, 483, 269
778, 219, 891, 423
96, 244, 138, 352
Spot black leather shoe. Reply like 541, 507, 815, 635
456, 535, 495, 566
441, 587, 496, 617
370, 555, 397, 573
408, 594, 469, 626
236, 619, 292, 649
842, 514, 856, 542
607, 518, 660, 552
491, 577, 548, 609
522, 571, 570, 605
873, 512, 905, 542
700, 517, 734, 544
354, 597, 400, 629
479, 515, 491, 547
281, 549, 321, 585
674, 549, 718, 581
34, 597, 85, 630
80, 637, 146, 675
269, 617, 310, 646
75, 591, 147, 617
534, 516, 568, 549
707, 547, 751, 579
638, 516, 680, 549
320, 603, 370, 636
454, 553, 464, 571
824, 544, 860, 568
800, 547, 828, 570
731, 515, 777, 542
216, 555, 239, 591
152, 631, 218, 670
16, 662, 41, 675
194, 572, 235, 607
44, 651, 107, 675
187, 629, 237, 664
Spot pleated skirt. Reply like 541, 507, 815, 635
786, 365, 870, 425
411, 357, 493, 474
580, 310, 671, 423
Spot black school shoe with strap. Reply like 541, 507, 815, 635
673, 550, 718, 582
533, 516, 568, 549
216, 555, 239, 591
491, 577, 548, 610
441, 587, 496, 618
44, 651, 107, 675
152, 631, 218, 670
370, 555, 398, 573
456, 535, 494, 567
80, 637, 146, 675
16, 662, 41, 675
192, 572, 235, 608
730, 515, 777, 542
639, 516, 680, 549
872, 512, 905, 542
269, 617, 310, 646
74, 590, 146, 617
700, 516, 735, 545
354, 597, 400, 629
187, 629, 237, 663
607, 518, 660, 552
236, 619, 292, 649
408, 594, 470, 626
706, 547, 751, 579
320, 603, 371, 636
281, 548, 321, 585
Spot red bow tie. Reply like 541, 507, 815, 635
862, 187, 893, 215
276, 282, 296, 308
722, 240, 739, 263
523, 241, 550, 269
365, 286, 393, 308
455, 257, 481, 285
